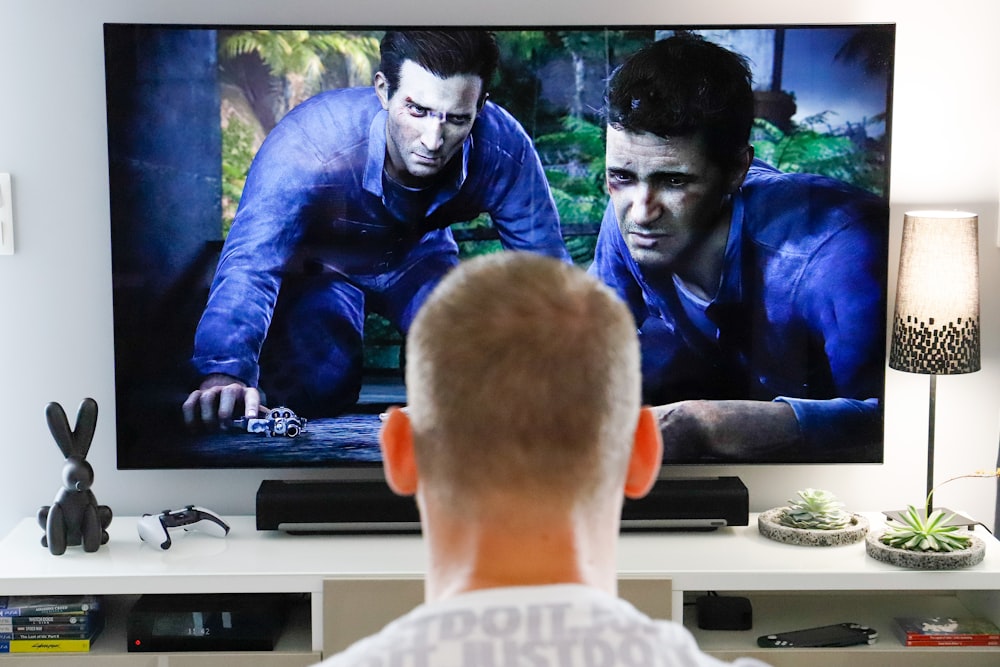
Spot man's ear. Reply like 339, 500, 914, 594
726, 145, 754, 194
379, 407, 418, 496
624, 407, 663, 499
374, 71, 390, 110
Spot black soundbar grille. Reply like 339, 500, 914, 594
256, 477, 748, 534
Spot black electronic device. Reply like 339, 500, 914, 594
622, 477, 749, 530
256, 479, 420, 533
255, 476, 748, 533
127, 593, 291, 652
696, 594, 753, 630
757, 622, 878, 648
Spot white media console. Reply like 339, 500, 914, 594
1, 513, 998, 665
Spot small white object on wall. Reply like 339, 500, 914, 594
0, 172, 13, 255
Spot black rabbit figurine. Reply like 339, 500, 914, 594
37, 398, 113, 554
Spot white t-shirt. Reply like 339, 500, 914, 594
317, 584, 770, 667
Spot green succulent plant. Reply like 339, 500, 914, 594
879, 505, 972, 553
780, 488, 854, 530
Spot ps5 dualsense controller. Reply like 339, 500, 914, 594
137, 505, 230, 549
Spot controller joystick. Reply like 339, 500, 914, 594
137, 505, 230, 550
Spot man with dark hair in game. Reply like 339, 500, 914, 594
318, 251, 768, 667
183, 30, 569, 428
590, 33, 887, 462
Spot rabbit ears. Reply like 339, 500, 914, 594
46, 398, 98, 460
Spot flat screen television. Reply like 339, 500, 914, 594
105, 23, 894, 470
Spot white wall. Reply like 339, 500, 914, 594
1, 0, 998, 537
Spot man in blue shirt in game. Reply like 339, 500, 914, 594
590, 34, 887, 462
183, 30, 569, 428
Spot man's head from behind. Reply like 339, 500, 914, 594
605, 33, 754, 169
381, 252, 659, 520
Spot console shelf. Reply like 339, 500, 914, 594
1, 514, 998, 665
687, 591, 1000, 666
0, 595, 315, 666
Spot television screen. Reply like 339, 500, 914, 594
106, 23, 893, 469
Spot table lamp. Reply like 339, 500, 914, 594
886, 210, 980, 526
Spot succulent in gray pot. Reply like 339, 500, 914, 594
758, 488, 868, 546
866, 468, 999, 569
867, 505, 985, 569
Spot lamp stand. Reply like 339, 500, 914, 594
884, 374, 974, 529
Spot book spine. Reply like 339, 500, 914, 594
902, 634, 1000, 642
0, 604, 98, 618
3, 623, 93, 631
0, 637, 95, 653
0, 632, 90, 640
903, 638, 1000, 647
0, 615, 92, 627
1, 626, 93, 639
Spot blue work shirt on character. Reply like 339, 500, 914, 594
590, 160, 887, 458
192, 87, 569, 415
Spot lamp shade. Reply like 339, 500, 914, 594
889, 210, 980, 374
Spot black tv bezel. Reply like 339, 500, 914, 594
105, 22, 894, 470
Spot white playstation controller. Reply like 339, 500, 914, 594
137, 505, 230, 550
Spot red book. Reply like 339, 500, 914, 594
901, 638, 1000, 647
893, 616, 1000, 647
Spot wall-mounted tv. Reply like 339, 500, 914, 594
105, 23, 893, 469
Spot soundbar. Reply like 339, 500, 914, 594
256, 476, 748, 533
621, 476, 749, 530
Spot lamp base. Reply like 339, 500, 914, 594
882, 507, 976, 530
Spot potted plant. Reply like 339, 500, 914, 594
866, 505, 985, 569
758, 488, 869, 546
866, 468, 1000, 569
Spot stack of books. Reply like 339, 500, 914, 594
893, 615, 1000, 647
0, 595, 104, 653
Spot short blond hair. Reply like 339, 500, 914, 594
405, 252, 641, 509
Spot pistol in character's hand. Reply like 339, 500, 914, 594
182, 374, 263, 431
233, 406, 307, 438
